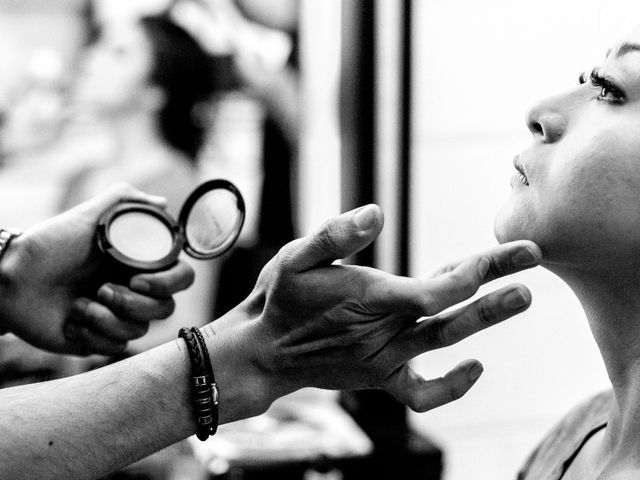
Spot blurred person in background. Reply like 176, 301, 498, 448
54, 8, 284, 478
61, 13, 228, 351
169, 0, 301, 317
62, 14, 216, 214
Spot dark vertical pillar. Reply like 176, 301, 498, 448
399, 0, 413, 276
340, 0, 406, 441
340, 0, 407, 447
339, 1, 440, 478
340, 0, 376, 267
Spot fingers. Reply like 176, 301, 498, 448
280, 204, 384, 273
67, 298, 150, 340
62, 260, 193, 356
96, 284, 176, 321
63, 322, 128, 356
390, 283, 531, 361
430, 240, 541, 282
383, 360, 483, 412
365, 241, 541, 316
365, 256, 488, 315
129, 261, 195, 298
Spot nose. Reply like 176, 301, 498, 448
525, 102, 567, 143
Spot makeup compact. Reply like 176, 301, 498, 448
97, 179, 245, 272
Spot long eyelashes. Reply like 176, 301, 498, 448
589, 67, 607, 87
584, 67, 626, 103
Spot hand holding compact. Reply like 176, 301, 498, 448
0, 184, 196, 355
238, 204, 541, 412
97, 179, 245, 272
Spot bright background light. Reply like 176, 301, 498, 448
409, 2, 640, 479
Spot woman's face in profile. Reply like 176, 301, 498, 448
494, 27, 640, 268
71, 22, 153, 114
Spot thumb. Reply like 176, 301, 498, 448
79, 183, 167, 218
288, 204, 384, 272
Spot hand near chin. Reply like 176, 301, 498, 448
238, 205, 541, 412
0, 184, 195, 355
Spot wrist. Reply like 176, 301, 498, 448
200, 313, 290, 424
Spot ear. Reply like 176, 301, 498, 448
140, 84, 166, 112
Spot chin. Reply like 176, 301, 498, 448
493, 203, 527, 244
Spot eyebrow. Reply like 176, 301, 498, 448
607, 42, 640, 58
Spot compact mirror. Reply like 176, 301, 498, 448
97, 179, 245, 272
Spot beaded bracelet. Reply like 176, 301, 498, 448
178, 326, 219, 441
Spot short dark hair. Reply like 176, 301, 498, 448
139, 15, 214, 161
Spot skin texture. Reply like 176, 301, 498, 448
0, 200, 541, 479
494, 25, 640, 480
494, 29, 640, 270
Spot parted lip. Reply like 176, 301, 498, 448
513, 155, 529, 185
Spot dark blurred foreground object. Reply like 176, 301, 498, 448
203, 433, 441, 480
190, 391, 441, 480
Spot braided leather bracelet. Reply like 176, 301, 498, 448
178, 327, 219, 441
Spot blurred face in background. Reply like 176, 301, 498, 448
494, 26, 640, 272
71, 21, 156, 117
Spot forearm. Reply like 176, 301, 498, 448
0, 311, 278, 480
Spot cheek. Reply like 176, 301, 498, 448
495, 124, 640, 263
541, 129, 640, 258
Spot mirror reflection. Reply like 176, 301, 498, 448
185, 188, 243, 255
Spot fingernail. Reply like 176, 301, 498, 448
97, 284, 114, 302
354, 205, 378, 231
478, 257, 490, 278
504, 288, 528, 310
130, 278, 150, 293
468, 363, 483, 382
512, 247, 539, 267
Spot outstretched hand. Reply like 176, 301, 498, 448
235, 204, 541, 412
0, 184, 195, 355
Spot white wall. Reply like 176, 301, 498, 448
408, 2, 640, 479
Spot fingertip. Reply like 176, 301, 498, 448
503, 283, 532, 311
110, 182, 167, 207
448, 359, 483, 383
511, 242, 543, 267
520, 240, 543, 258
129, 261, 195, 297
468, 361, 483, 383
129, 277, 151, 294
139, 193, 167, 208
353, 204, 383, 232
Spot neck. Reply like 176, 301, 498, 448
551, 263, 640, 470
